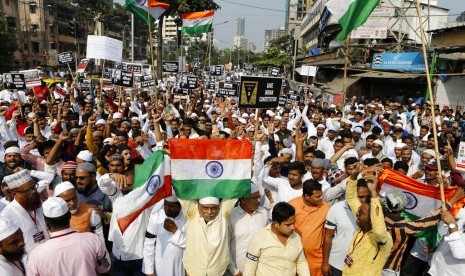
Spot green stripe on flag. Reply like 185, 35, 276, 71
400, 212, 441, 249
133, 151, 167, 189
182, 24, 212, 35
125, 0, 154, 25
172, 179, 250, 199
336, 0, 379, 41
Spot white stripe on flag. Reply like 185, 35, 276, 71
326, 0, 356, 20
171, 159, 250, 180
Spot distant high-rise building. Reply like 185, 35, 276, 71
236, 17, 245, 37
264, 27, 286, 51
234, 36, 248, 50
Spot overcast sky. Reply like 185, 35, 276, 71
117, 0, 465, 51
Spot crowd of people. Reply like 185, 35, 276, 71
0, 72, 464, 276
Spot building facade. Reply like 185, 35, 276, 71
264, 27, 286, 51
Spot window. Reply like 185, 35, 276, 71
50, 42, 56, 50
24, 43, 29, 51
31, 41, 40, 53
30, 24, 39, 35
5, 0, 10, 6
49, 25, 55, 35
29, 4, 37, 14
6, 17, 16, 28
49, 9, 54, 16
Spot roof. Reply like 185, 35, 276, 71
427, 23, 465, 33
351, 71, 421, 79
316, 75, 361, 94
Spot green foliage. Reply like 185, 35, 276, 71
0, 9, 18, 72
162, 0, 220, 17
457, 11, 465, 22
254, 46, 291, 69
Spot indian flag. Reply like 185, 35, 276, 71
115, 151, 172, 234
379, 169, 465, 248
169, 139, 251, 199
125, 0, 170, 25
181, 10, 214, 35
326, 0, 379, 41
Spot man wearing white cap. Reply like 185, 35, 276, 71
180, 194, 237, 276
361, 139, 386, 162
143, 193, 186, 276
1, 170, 51, 258
26, 197, 111, 275
0, 217, 26, 275
0, 146, 32, 183
387, 142, 407, 163
228, 183, 269, 275
53, 182, 105, 245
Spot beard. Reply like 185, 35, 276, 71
17, 193, 42, 211
2, 248, 25, 262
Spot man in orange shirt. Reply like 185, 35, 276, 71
289, 179, 330, 276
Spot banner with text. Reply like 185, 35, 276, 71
239, 76, 281, 108
2, 73, 26, 89
86, 35, 123, 63
217, 82, 239, 97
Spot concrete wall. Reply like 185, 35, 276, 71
436, 76, 465, 108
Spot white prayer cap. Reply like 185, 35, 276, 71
280, 148, 292, 155
394, 123, 403, 128
394, 142, 406, 149
53, 181, 75, 197
221, 128, 232, 135
373, 139, 384, 147
103, 138, 112, 145
43, 197, 69, 218
113, 112, 123, 119
96, 119, 106, 125
377, 104, 384, 108
231, 113, 238, 118
27, 112, 36, 118
251, 182, 259, 194
411, 103, 416, 107
131, 117, 141, 123
77, 150, 93, 162
199, 197, 220, 205
4, 146, 20, 155
316, 124, 325, 129
164, 189, 179, 203
422, 149, 436, 157
250, 113, 256, 118
421, 135, 429, 142
0, 217, 19, 242
330, 104, 336, 108
242, 113, 249, 118
190, 113, 198, 118
238, 118, 247, 125
328, 126, 337, 132
4, 170, 33, 190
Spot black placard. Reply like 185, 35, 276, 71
139, 76, 154, 88
184, 76, 198, 89
57, 51, 74, 64
217, 81, 239, 97
270, 67, 280, 77
207, 81, 215, 90
243, 63, 254, 71
162, 61, 179, 73
279, 96, 287, 106
210, 65, 223, 76
111, 70, 134, 87
239, 76, 281, 108
2, 73, 26, 89
122, 63, 142, 75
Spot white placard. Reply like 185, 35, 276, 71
86, 35, 123, 63
457, 141, 465, 172
301, 65, 317, 77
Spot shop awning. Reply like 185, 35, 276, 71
351, 71, 421, 79
317, 75, 361, 94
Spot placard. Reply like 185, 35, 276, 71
77, 59, 90, 73
57, 51, 74, 64
103, 68, 112, 80
86, 35, 123, 63
2, 73, 26, 89
217, 81, 239, 97
162, 61, 179, 73
207, 81, 215, 90
210, 65, 223, 76
279, 96, 287, 106
270, 67, 280, 77
457, 141, 465, 172
111, 70, 134, 87
239, 76, 281, 108
139, 76, 154, 88
19, 69, 41, 87
184, 76, 198, 89
243, 63, 254, 71
123, 63, 143, 76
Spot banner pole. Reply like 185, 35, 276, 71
414, 0, 445, 208
343, 38, 349, 102
252, 108, 260, 163
100, 59, 105, 103
147, 10, 158, 108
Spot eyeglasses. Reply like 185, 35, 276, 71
15, 185, 38, 194
76, 175, 90, 180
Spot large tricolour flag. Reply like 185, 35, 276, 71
379, 169, 465, 247
181, 10, 214, 35
126, 0, 170, 25
169, 139, 251, 199
326, 0, 379, 41
114, 151, 172, 234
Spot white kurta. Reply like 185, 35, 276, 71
142, 206, 186, 276
0, 200, 49, 262
0, 255, 24, 276
228, 205, 269, 275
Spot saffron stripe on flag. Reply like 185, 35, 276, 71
172, 179, 250, 200
169, 139, 251, 160
171, 159, 250, 180
181, 10, 214, 19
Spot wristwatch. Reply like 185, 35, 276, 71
449, 223, 457, 229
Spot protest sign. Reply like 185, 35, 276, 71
243, 63, 254, 71
77, 59, 90, 73
217, 82, 238, 97
2, 73, 26, 89
122, 63, 143, 76
458, 141, 465, 172
111, 70, 134, 87
139, 76, 155, 88
210, 65, 223, 76
239, 76, 281, 108
207, 81, 215, 90
162, 61, 179, 73
279, 96, 287, 106
270, 67, 280, 77
184, 76, 198, 89
86, 35, 123, 63
57, 52, 74, 64
19, 69, 41, 87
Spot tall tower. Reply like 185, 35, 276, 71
236, 17, 245, 37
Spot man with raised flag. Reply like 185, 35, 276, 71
97, 151, 171, 276
169, 138, 252, 276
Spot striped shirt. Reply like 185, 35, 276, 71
383, 209, 441, 271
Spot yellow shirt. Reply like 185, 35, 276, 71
180, 198, 236, 276
243, 225, 310, 276
343, 178, 393, 276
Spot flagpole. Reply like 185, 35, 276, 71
147, 8, 158, 107
252, 108, 260, 163
342, 38, 349, 102
414, 0, 445, 208
100, 59, 105, 103
131, 13, 134, 63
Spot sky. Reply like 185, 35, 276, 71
115, 0, 465, 51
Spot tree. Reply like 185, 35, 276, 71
155, 0, 220, 80
457, 11, 465, 22
254, 46, 291, 69
0, 10, 18, 72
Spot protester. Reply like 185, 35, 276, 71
0, 217, 25, 275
